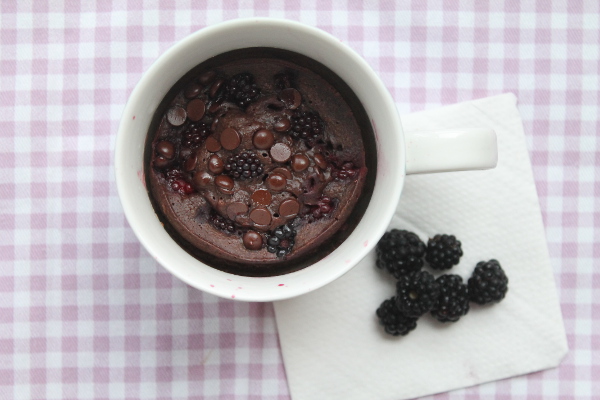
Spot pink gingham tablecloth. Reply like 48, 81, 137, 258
0, 1, 598, 399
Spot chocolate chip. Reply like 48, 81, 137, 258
186, 99, 206, 121
227, 202, 248, 221
193, 171, 213, 188
207, 154, 224, 174
183, 152, 198, 172
155, 140, 175, 159
208, 99, 224, 114
215, 175, 234, 191
314, 153, 328, 169
270, 143, 292, 163
250, 207, 272, 225
154, 155, 170, 169
251, 189, 272, 206
279, 88, 302, 110
209, 78, 225, 98
273, 118, 291, 132
243, 230, 263, 250
253, 129, 275, 150
220, 127, 241, 151
205, 136, 222, 152
184, 83, 202, 99
211, 117, 220, 132
279, 198, 300, 218
272, 167, 292, 180
291, 154, 310, 172
199, 70, 217, 85
167, 106, 187, 126
266, 173, 287, 191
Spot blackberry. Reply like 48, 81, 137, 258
225, 72, 260, 108
182, 122, 211, 149
376, 297, 418, 337
396, 271, 440, 318
332, 162, 360, 180
376, 229, 426, 279
209, 212, 236, 234
431, 274, 470, 322
425, 234, 463, 270
289, 111, 324, 143
266, 224, 296, 258
308, 196, 336, 221
468, 260, 508, 305
274, 69, 297, 90
224, 151, 264, 180
165, 169, 194, 195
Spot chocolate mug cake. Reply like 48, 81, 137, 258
145, 48, 376, 276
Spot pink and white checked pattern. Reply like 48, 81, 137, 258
0, 1, 598, 399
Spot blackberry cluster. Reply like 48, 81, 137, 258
266, 224, 296, 258
468, 260, 509, 305
332, 162, 360, 180
182, 122, 211, 149
376, 298, 418, 336
165, 169, 194, 195
225, 72, 260, 108
431, 275, 470, 322
425, 234, 463, 270
209, 212, 236, 234
290, 111, 324, 142
376, 229, 425, 279
395, 271, 440, 317
224, 152, 264, 179
373, 228, 509, 336
274, 69, 297, 90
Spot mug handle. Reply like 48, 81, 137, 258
404, 129, 498, 175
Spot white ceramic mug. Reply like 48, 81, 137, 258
115, 18, 497, 302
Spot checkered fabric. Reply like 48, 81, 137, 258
0, 1, 597, 399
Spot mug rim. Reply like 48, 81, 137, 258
115, 18, 405, 301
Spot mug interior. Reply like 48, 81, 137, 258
115, 18, 404, 301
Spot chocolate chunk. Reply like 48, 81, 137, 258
227, 202, 248, 221
220, 128, 241, 151
266, 173, 287, 191
291, 154, 310, 172
193, 171, 213, 188
272, 167, 292, 180
167, 106, 186, 126
251, 189, 272, 206
274, 118, 291, 132
186, 99, 206, 121
279, 198, 300, 218
205, 136, 222, 152
183, 152, 198, 172
154, 155, 170, 169
243, 230, 263, 250
250, 207, 272, 225
253, 129, 275, 150
279, 88, 302, 110
209, 78, 225, 98
215, 175, 234, 192
270, 143, 292, 163
207, 154, 224, 174
155, 140, 175, 159
184, 83, 201, 99
314, 153, 328, 169
199, 70, 216, 85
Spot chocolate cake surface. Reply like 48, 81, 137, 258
145, 48, 375, 276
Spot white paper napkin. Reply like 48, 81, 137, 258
273, 93, 568, 400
